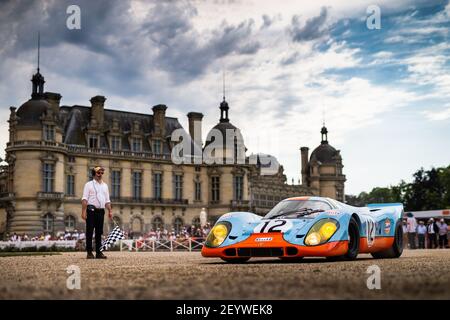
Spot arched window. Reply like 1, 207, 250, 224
173, 217, 184, 234
43, 213, 54, 233
65, 215, 76, 231
192, 217, 201, 229
132, 217, 142, 234
152, 216, 164, 231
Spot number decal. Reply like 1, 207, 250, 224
268, 220, 287, 232
366, 219, 376, 247
259, 221, 270, 233
254, 219, 292, 234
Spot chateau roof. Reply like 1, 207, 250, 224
58, 105, 183, 152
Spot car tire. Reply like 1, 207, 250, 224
221, 257, 250, 263
279, 257, 304, 262
326, 216, 360, 261
371, 221, 403, 259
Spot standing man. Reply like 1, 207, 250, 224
427, 218, 438, 249
437, 219, 448, 249
416, 221, 426, 249
82, 166, 112, 259
406, 212, 417, 249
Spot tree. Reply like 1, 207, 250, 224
346, 165, 450, 211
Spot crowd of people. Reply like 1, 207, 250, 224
403, 214, 449, 249
126, 223, 211, 241
3, 223, 211, 243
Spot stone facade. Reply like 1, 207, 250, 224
300, 126, 346, 202
0, 66, 345, 238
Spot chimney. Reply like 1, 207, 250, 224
152, 104, 167, 137
90, 95, 106, 128
187, 112, 203, 147
44, 92, 62, 114
300, 147, 309, 186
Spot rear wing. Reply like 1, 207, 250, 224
367, 203, 404, 219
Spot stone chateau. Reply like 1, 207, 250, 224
0, 63, 345, 237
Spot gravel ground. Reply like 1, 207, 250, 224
0, 249, 449, 299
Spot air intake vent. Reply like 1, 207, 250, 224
286, 247, 298, 256
237, 247, 283, 257
224, 248, 236, 256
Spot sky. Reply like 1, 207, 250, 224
0, 0, 449, 195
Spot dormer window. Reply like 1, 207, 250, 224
111, 136, 121, 151
88, 134, 99, 148
131, 137, 142, 152
43, 124, 55, 141
153, 140, 161, 155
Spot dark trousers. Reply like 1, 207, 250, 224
418, 234, 425, 249
86, 207, 105, 254
439, 234, 448, 248
408, 232, 416, 249
428, 233, 438, 248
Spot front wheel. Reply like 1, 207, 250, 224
371, 221, 403, 259
221, 257, 250, 263
326, 217, 360, 261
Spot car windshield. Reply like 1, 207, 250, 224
264, 200, 332, 219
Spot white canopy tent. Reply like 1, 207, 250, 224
406, 209, 450, 220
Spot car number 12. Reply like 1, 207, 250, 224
254, 219, 292, 233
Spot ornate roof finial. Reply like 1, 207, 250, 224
37, 31, 40, 73
321, 124, 328, 144
31, 32, 45, 99
321, 105, 328, 144
223, 68, 226, 101
219, 69, 229, 123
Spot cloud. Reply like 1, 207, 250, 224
423, 107, 450, 121
0, 0, 449, 196
289, 7, 329, 42
145, 13, 261, 82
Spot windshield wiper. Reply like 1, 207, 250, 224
268, 208, 324, 219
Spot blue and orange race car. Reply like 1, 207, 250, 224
202, 196, 404, 263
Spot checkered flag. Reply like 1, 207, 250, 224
100, 225, 125, 251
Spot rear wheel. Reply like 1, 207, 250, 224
371, 221, 403, 259
221, 257, 250, 263
326, 217, 360, 261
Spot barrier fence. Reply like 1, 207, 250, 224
119, 238, 205, 252
0, 238, 205, 252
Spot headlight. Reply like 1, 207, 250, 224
205, 222, 232, 248
305, 219, 339, 246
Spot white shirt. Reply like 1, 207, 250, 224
406, 217, 417, 233
417, 225, 427, 235
82, 179, 111, 209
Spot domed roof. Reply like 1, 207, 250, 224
205, 97, 244, 148
310, 125, 341, 164
16, 98, 51, 126
211, 121, 236, 135
310, 142, 339, 164
205, 121, 239, 147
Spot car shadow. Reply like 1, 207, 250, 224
201, 256, 377, 265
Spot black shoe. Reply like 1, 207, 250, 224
96, 252, 107, 259
87, 252, 95, 259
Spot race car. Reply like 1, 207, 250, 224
201, 196, 404, 263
